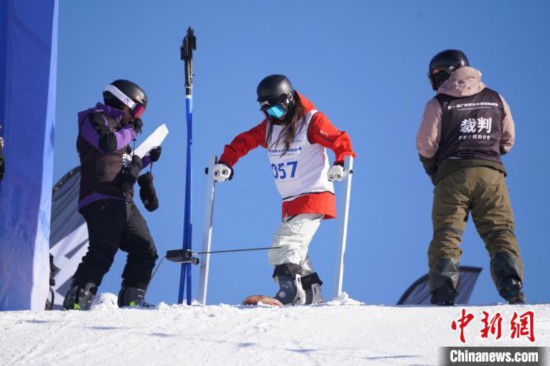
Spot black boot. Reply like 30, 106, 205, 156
118, 286, 151, 308
63, 281, 97, 310
301, 273, 324, 305
273, 275, 306, 305
272, 263, 305, 305
498, 276, 526, 304
491, 252, 525, 304
431, 281, 457, 306
429, 258, 459, 306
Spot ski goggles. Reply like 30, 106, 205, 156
130, 103, 146, 118
104, 84, 146, 118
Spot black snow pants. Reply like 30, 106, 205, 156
73, 199, 158, 289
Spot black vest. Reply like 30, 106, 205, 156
77, 112, 132, 201
435, 87, 504, 167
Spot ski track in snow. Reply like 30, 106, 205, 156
0, 294, 548, 366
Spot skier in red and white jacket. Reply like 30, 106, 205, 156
212, 75, 355, 305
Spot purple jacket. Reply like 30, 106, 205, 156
77, 103, 151, 209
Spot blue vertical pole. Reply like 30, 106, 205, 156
178, 27, 196, 305
177, 95, 192, 305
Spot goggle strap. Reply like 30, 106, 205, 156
104, 84, 137, 110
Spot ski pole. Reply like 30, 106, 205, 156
198, 156, 217, 305
178, 27, 197, 305
197, 246, 281, 255
167, 246, 281, 264
334, 156, 354, 299
145, 245, 281, 306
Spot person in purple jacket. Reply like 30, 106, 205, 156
64, 80, 161, 310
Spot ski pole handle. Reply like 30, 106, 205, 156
180, 27, 196, 94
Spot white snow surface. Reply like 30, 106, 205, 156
1, 293, 548, 366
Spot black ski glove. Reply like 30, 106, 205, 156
138, 172, 159, 211
130, 118, 143, 135
121, 155, 142, 193
149, 146, 162, 162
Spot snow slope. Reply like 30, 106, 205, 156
1, 294, 548, 366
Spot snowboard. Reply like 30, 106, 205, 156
242, 295, 283, 307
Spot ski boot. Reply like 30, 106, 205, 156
302, 273, 324, 305
430, 281, 457, 306
498, 276, 526, 304
273, 263, 306, 305
491, 252, 526, 304
118, 285, 152, 308
63, 281, 97, 310
429, 258, 459, 306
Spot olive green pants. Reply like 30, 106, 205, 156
428, 166, 524, 291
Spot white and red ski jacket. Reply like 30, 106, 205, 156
219, 92, 355, 220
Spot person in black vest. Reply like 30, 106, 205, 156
416, 50, 526, 305
63, 79, 161, 310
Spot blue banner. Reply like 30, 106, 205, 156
0, 0, 58, 311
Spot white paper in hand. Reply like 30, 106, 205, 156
133, 123, 169, 158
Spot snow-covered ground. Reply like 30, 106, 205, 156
1, 294, 548, 366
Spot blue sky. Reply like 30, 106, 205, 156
54, 0, 550, 306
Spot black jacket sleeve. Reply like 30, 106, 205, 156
89, 113, 119, 152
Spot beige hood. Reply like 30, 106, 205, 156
437, 66, 486, 97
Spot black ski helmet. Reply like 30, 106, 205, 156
257, 74, 295, 121
428, 50, 470, 90
103, 79, 148, 117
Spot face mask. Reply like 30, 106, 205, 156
265, 104, 286, 119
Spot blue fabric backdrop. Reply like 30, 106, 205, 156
0, 0, 58, 311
